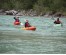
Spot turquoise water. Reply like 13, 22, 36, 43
0, 15, 66, 54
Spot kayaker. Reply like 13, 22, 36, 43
14, 16, 20, 22
25, 20, 31, 27
54, 18, 61, 24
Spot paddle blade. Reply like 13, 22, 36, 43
20, 23, 24, 25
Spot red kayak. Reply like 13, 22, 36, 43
14, 22, 20, 25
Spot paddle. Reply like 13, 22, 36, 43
20, 22, 24, 25
51, 16, 55, 20
61, 22, 63, 27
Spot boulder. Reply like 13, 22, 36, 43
5, 10, 18, 15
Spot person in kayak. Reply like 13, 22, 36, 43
54, 18, 61, 24
25, 20, 31, 27
14, 16, 20, 22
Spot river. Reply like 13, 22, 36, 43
0, 15, 66, 54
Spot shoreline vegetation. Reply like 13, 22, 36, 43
0, 9, 66, 17
0, 0, 66, 17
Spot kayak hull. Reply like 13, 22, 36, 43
22, 26, 36, 31
14, 22, 20, 25
53, 24, 61, 27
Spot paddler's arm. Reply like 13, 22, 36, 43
13, 17, 16, 20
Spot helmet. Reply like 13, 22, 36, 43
25, 20, 28, 22
57, 18, 59, 21
16, 16, 19, 19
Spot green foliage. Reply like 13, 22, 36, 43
0, 0, 66, 12
33, 0, 50, 14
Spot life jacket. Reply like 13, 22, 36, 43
54, 18, 61, 24
54, 20, 61, 24
15, 19, 20, 22
25, 22, 31, 27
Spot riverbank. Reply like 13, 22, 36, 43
0, 9, 66, 17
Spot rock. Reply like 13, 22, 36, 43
5, 10, 18, 15
5, 11, 13, 15
16, 12, 23, 16
0, 9, 6, 15
0, 9, 4, 13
